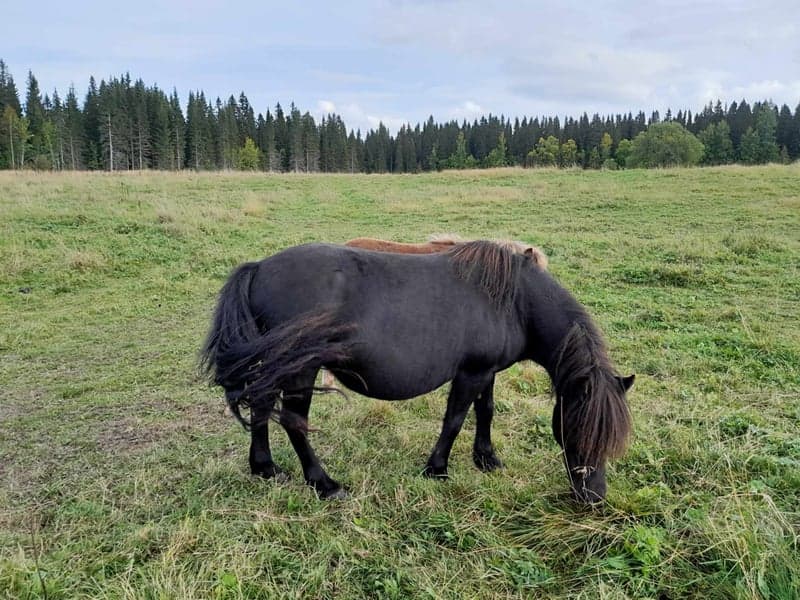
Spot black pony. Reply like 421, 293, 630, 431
201, 241, 633, 504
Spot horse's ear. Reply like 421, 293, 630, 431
618, 374, 635, 391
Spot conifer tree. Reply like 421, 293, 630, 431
62, 86, 83, 169
776, 104, 796, 160
301, 112, 319, 172
24, 71, 46, 160
82, 77, 101, 169
484, 131, 507, 167
168, 89, 184, 169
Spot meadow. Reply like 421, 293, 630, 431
0, 165, 798, 599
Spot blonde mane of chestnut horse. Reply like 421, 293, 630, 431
344, 233, 549, 270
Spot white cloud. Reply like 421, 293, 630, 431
317, 99, 337, 114
335, 102, 407, 134
448, 101, 485, 121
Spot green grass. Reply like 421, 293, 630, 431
1, 165, 798, 599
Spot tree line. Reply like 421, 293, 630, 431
1, 59, 799, 172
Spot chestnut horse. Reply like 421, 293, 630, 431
344, 234, 549, 270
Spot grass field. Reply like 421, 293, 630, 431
1, 166, 798, 599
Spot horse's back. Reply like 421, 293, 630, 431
248, 243, 521, 399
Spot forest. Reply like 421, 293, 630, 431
1, 59, 799, 173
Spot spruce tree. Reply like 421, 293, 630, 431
82, 77, 101, 169
484, 131, 507, 167
0, 63, 21, 167
168, 89, 184, 169
0, 60, 21, 115
24, 71, 46, 163
776, 104, 796, 160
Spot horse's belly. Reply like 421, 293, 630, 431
329, 351, 456, 400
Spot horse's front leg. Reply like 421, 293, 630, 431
424, 371, 492, 478
472, 374, 503, 471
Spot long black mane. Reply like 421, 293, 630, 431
552, 319, 632, 467
447, 240, 520, 310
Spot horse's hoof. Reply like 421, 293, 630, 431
473, 452, 503, 472
422, 465, 449, 479
320, 487, 348, 500
571, 488, 605, 507
251, 463, 288, 481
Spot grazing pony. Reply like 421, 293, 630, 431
201, 241, 632, 504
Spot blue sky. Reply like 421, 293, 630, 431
2, 1, 799, 133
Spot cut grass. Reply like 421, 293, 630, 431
1, 165, 798, 598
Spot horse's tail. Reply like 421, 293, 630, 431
200, 262, 352, 429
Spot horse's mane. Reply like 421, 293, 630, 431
431, 233, 548, 270
447, 240, 521, 310
551, 320, 632, 466
427, 233, 464, 244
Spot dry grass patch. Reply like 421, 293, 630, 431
66, 249, 107, 272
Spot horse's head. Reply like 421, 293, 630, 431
551, 323, 633, 505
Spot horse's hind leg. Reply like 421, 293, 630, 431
249, 401, 285, 479
281, 372, 345, 500
472, 374, 503, 471
424, 371, 491, 478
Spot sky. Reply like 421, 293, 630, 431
2, 0, 799, 133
